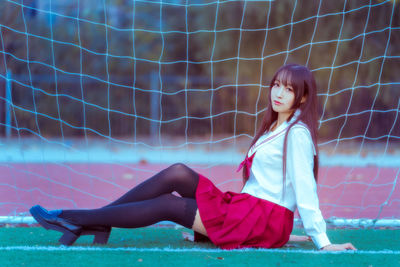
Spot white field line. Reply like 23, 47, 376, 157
0, 246, 399, 254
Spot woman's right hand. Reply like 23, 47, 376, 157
321, 243, 357, 251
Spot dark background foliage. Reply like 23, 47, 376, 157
0, 0, 399, 143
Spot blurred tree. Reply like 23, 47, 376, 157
0, 0, 398, 141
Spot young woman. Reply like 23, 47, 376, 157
30, 64, 356, 251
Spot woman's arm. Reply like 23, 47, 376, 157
287, 127, 356, 251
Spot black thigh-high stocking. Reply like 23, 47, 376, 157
104, 163, 199, 207
59, 163, 200, 229
59, 194, 198, 229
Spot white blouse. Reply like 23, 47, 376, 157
241, 110, 331, 249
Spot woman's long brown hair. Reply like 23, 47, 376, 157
242, 64, 319, 187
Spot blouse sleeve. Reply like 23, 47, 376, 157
287, 127, 331, 249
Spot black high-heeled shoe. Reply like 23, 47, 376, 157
30, 205, 111, 246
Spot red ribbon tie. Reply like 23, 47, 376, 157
236, 152, 256, 178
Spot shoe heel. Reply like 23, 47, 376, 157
81, 229, 111, 244
59, 232, 79, 246
93, 230, 111, 244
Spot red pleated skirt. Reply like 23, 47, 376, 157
194, 174, 294, 250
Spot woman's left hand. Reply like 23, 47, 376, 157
289, 235, 311, 242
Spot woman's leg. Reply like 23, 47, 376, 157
60, 194, 198, 230
192, 209, 208, 236
32, 163, 201, 245
103, 163, 199, 207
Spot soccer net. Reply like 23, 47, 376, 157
0, 0, 399, 227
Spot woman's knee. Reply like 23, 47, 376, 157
168, 163, 190, 172
164, 163, 199, 197
167, 163, 195, 179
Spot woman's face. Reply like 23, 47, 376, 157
270, 77, 296, 115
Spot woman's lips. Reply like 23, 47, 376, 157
273, 100, 283, 105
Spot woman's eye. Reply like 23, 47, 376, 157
286, 87, 293, 91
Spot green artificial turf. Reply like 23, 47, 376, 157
0, 227, 399, 266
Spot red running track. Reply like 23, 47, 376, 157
0, 163, 399, 219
